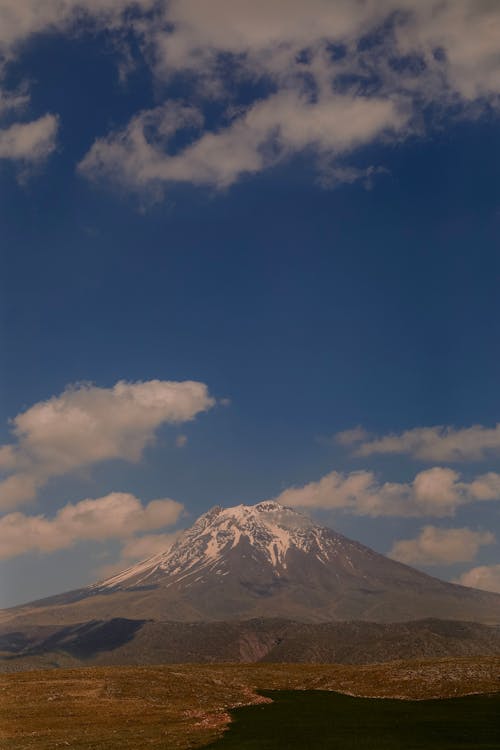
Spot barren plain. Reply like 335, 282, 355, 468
2, 657, 500, 749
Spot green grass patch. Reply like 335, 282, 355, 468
205, 690, 500, 749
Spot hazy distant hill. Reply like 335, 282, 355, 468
2, 617, 500, 671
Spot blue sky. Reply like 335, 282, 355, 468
1, 0, 500, 607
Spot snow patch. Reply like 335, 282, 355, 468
92, 500, 348, 591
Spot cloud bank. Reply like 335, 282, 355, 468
0, 379, 215, 508
389, 526, 495, 565
0, 492, 182, 560
95, 530, 181, 580
1, 2, 500, 188
272, 466, 500, 517
78, 0, 500, 193
458, 564, 500, 594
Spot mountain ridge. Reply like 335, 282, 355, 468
2, 617, 500, 672
3, 501, 500, 627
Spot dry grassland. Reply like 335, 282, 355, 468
1, 657, 500, 749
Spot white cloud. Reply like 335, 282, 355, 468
0, 114, 58, 163
0, 492, 182, 560
0, 1, 155, 172
76, 1, 500, 192
395, 1, 500, 102
93, 531, 181, 580
458, 564, 500, 594
389, 526, 495, 565
272, 466, 500, 517
79, 90, 406, 190
154, 0, 500, 104
119, 531, 180, 561
1, 2, 499, 190
0, 1, 155, 51
341, 424, 500, 461
0, 379, 215, 508
152, 0, 382, 72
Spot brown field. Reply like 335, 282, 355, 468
1, 657, 500, 749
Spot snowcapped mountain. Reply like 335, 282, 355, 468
5, 501, 500, 626
92, 502, 361, 592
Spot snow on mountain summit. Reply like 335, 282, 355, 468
93, 501, 345, 592
18, 500, 500, 626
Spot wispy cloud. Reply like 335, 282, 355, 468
337, 424, 500, 462
0, 84, 29, 116
148, 0, 500, 105
95, 530, 181, 580
76, 1, 500, 193
334, 426, 370, 447
0, 114, 58, 164
79, 91, 406, 190
271, 466, 500, 517
389, 526, 495, 565
0, 492, 182, 560
0, 379, 215, 508
2, 2, 500, 190
0, 1, 155, 173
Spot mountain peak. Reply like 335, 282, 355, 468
93, 501, 329, 592
11, 501, 500, 626
201, 500, 316, 530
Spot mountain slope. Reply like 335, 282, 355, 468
2, 618, 500, 671
3, 502, 500, 626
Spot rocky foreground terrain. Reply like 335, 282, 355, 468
2, 658, 500, 749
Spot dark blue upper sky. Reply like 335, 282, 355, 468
1, 1, 500, 605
